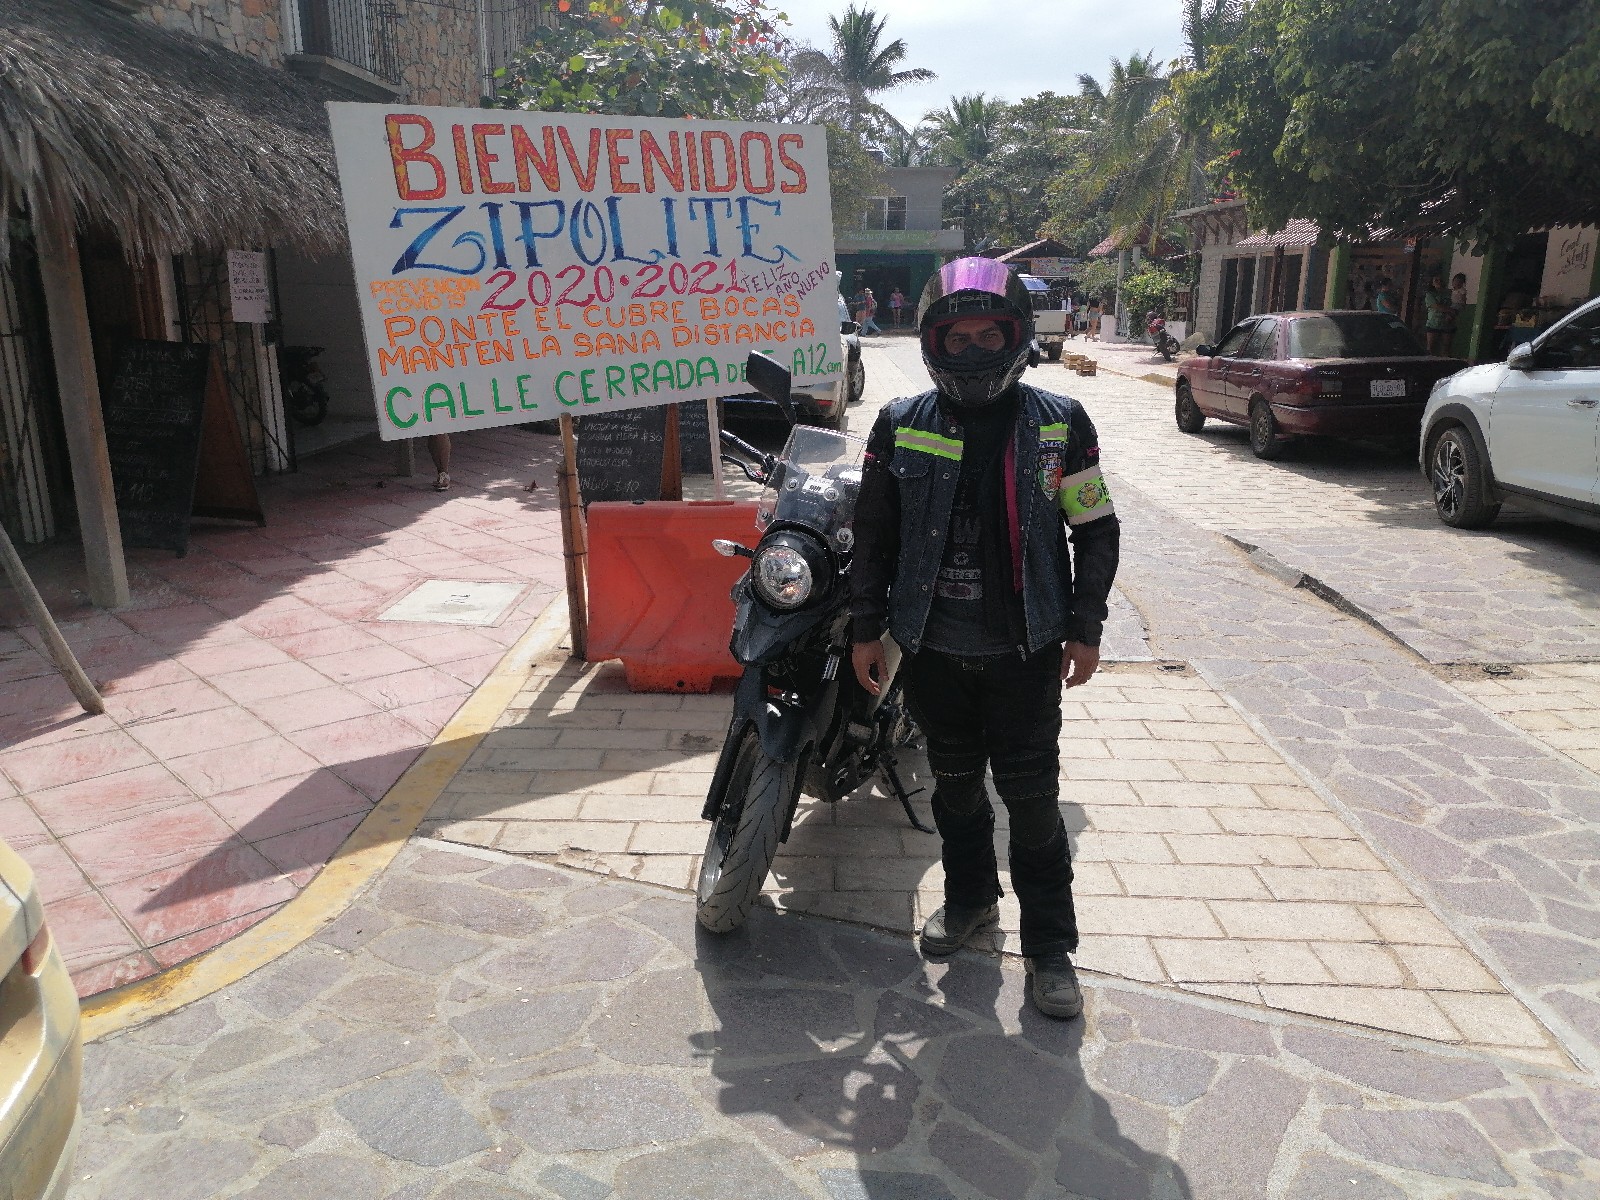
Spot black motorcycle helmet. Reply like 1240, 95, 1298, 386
917, 257, 1036, 407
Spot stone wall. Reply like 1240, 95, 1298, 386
133, 0, 493, 104
390, 0, 481, 106
137, 0, 286, 68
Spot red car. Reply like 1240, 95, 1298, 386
1175, 311, 1467, 458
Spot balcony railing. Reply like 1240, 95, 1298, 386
296, 0, 401, 84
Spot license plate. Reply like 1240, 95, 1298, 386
1370, 379, 1407, 398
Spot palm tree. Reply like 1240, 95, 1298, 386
921, 93, 1008, 173
881, 126, 924, 167
1077, 1, 1245, 248
790, 5, 935, 139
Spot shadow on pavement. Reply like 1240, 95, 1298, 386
690, 907, 1194, 1199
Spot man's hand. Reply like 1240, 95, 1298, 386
852, 640, 888, 696
1062, 641, 1099, 688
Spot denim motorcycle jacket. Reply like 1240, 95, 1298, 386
849, 383, 1121, 656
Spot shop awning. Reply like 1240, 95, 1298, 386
0, 0, 345, 257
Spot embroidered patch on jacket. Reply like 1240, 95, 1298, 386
1060, 466, 1115, 524
1037, 447, 1065, 498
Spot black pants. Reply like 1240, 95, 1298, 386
903, 645, 1077, 958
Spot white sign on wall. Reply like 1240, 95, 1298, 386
227, 250, 271, 324
326, 104, 838, 441
1542, 226, 1598, 303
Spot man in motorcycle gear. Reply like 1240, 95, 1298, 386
850, 257, 1121, 1020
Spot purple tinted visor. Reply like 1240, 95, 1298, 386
934, 257, 1015, 298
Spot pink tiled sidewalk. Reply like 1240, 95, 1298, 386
0, 427, 564, 996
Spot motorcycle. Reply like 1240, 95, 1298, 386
695, 352, 932, 934
277, 344, 330, 426
1147, 315, 1179, 362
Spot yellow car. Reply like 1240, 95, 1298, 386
0, 839, 81, 1200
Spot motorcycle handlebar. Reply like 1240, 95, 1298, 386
718, 429, 775, 480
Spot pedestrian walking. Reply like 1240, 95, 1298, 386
859, 287, 883, 335
1086, 297, 1103, 341
889, 287, 907, 328
850, 257, 1121, 1021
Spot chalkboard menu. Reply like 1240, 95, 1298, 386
678, 400, 713, 475
574, 402, 719, 503
102, 341, 212, 554
574, 406, 667, 505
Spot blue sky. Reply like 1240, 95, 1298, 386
775, 0, 1191, 128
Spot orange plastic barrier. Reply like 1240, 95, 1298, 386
584, 500, 758, 692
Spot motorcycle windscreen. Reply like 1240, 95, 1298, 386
756, 427, 866, 547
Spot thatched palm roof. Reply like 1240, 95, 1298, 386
0, 0, 345, 257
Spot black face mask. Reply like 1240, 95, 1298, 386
945, 343, 1010, 368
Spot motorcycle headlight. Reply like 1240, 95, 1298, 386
753, 543, 814, 609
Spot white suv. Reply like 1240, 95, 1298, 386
1420, 295, 1600, 530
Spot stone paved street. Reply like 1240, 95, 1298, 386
425, 651, 1563, 1065
67, 340, 1600, 1197
71, 841, 1600, 1200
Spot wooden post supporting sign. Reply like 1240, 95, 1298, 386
706, 396, 726, 501
556, 415, 589, 660
659, 403, 683, 501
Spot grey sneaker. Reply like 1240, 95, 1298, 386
1026, 952, 1084, 1019
919, 902, 1000, 957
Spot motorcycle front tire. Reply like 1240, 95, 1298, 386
695, 726, 798, 933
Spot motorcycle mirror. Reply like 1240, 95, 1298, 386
712, 538, 754, 559
745, 351, 798, 424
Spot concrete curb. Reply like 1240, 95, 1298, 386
79, 597, 570, 1042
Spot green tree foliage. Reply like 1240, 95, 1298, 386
922, 92, 1100, 252
1184, 0, 1600, 247
750, 37, 888, 236
823, 124, 886, 235
494, 0, 785, 119
1063, 2, 1244, 251
1119, 263, 1184, 317
788, 5, 935, 139
880, 126, 925, 167
922, 93, 1008, 172
1073, 257, 1122, 305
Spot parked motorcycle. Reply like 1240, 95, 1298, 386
1147, 315, 1179, 361
277, 344, 330, 426
695, 353, 932, 934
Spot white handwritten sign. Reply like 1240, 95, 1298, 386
1542, 226, 1597, 303
326, 104, 838, 440
227, 250, 271, 324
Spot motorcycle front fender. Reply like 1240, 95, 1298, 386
700, 668, 835, 823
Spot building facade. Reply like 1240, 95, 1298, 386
0, 0, 552, 587
835, 166, 964, 321
1177, 199, 1600, 362
1180, 201, 1327, 344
